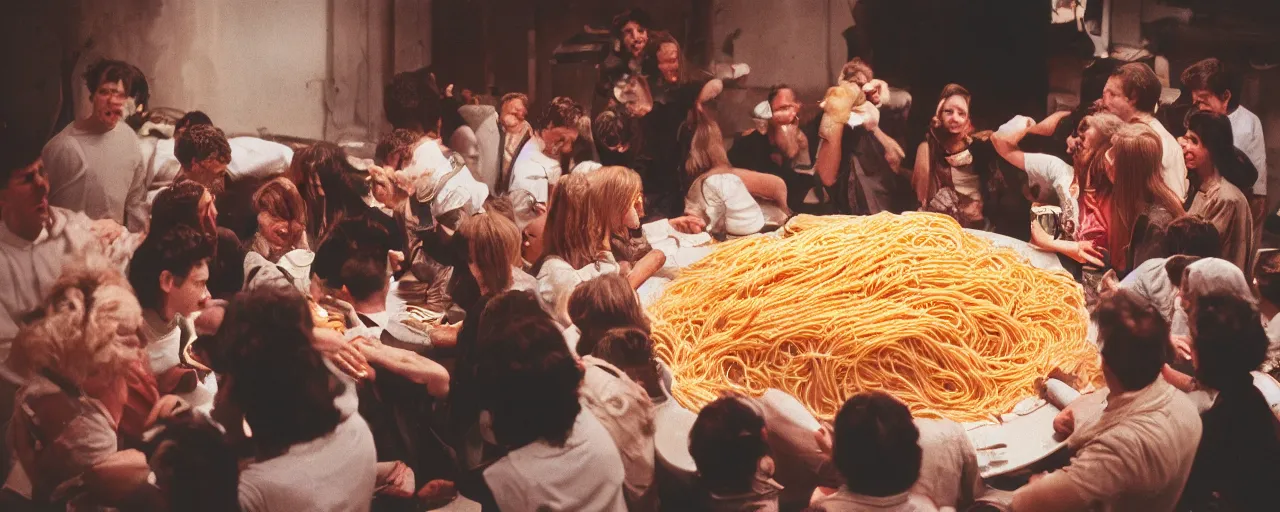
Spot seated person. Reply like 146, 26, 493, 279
534, 174, 622, 327
173, 123, 268, 241
1255, 249, 1280, 375
568, 273, 652, 357
150, 181, 246, 300
476, 302, 627, 511
1119, 215, 1222, 324
142, 415, 241, 512
206, 287, 378, 512
689, 395, 784, 511
1013, 290, 1201, 512
1175, 293, 1280, 510
507, 97, 587, 205
810, 391, 937, 511
127, 225, 218, 408
728, 85, 815, 213
588, 166, 667, 287
591, 327, 667, 404
684, 108, 788, 236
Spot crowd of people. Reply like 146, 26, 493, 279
1, 7, 1280, 512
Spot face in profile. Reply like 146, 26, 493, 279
1100, 77, 1135, 120
0, 158, 51, 229
500, 98, 528, 132
541, 126, 580, 159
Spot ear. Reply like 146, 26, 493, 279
1222, 90, 1232, 108
160, 270, 177, 294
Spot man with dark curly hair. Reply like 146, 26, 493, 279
41, 59, 148, 231
506, 96, 586, 205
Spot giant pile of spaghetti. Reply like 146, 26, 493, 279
649, 212, 1099, 422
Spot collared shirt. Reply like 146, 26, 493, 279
1228, 105, 1268, 196
509, 137, 562, 204
812, 488, 938, 512
1141, 115, 1189, 201
1057, 378, 1202, 512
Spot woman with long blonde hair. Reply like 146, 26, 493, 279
535, 173, 621, 326
1110, 123, 1186, 274
458, 212, 535, 296
677, 106, 790, 236
589, 166, 667, 288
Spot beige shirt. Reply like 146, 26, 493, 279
912, 419, 986, 509
1142, 115, 1190, 201
1187, 179, 1254, 276
1058, 378, 1202, 512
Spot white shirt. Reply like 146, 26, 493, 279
404, 140, 488, 218
1120, 257, 1178, 324
1229, 106, 1268, 196
509, 137, 563, 204
1022, 153, 1079, 227
42, 121, 148, 231
238, 370, 377, 512
1143, 116, 1190, 200
685, 172, 766, 237
484, 409, 627, 512
535, 254, 621, 328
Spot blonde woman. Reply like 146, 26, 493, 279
458, 212, 536, 297
535, 173, 621, 327
678, 108, 790, 236
1110, 123, 1186, 274
588, 166, 667, 288
8, 260, 159, 510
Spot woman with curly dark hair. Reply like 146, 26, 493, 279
286, 142, 404, 252
208, 286, 377, 511
1180, 111, 1258, 276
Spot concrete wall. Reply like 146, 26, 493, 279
74, 0, 331, 139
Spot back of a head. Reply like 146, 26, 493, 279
146, 416, 240, 512
476, 308, 583, 448
1185, 110, 1258, 194
588, 166, 642, 235
128, 224, 215, 312
11, 260, 141, 385
212, 286, 340, 451
594, 107, 634, 153
1256, 250, 1280, 306
689, 395, 769, 494
175, 123, 231, 169
1112, 63, 1162, 114
1110, 122, 1176, 269
375, 128, 423, 169
538, 96, 586, 132
313, 215, 391, 302
1163, 215, 1222, 259
458, 212, 522, 295
1180, 57, 1240, 110
568, 273, 650, 356
253, 177, 309, 247
150, 180, 208, 237
384, 71, 443, 132
541, 172, 602, 269
1095, 290, 1170, 391
477, 289, 549, 348
293, 142, 370, 234
174, 111, 214, 135
1165, 255, 1203, 288
1191, 292, 1268, 391
832, 391, 922, 497
591, 327, 654, 370
0, 129, 45, 185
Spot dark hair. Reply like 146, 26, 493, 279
1192, 293, 1268, 391
500, 92, 529, 112
568, 273, 651, 356
839, 59, 874, 85
833, 391, 922, 497
767, 84, 794, 106
1256, 250, 1280, 306
128, 225, 215, 312
1165, 255, 1203, 288
475, 309, 583, 448
441, 96, 467, 140
1095, 290, 1171, 391
1080, 58, 1122, 109
611, 8, 655, 37
211, 287, 342, 454
1180, 58, 1240, 110
594, 107, 634, 152
384, 71, 443, 132
313, 216, 391, 302
1110, 63, 1162, 114
144, 416, 240, 512
0, 130, 45, 185
1163, 215, 1222, 259
375, 129, 421, 168
82, 59, 137, 95
291, 142, 372, 241
476, 290, 550, 349
537, 96, 586, 132
175, 123, 232, 169
689, 395, 768, 494
591, 327, 653, 369
1184, 110, 1258, 194
150, 180, 209, 237
175, 111, 214, 134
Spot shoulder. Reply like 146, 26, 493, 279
42, 127, 84, 158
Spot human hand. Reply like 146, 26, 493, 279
145, 395, 192, 428
193, 300, 227, 335
376, 461, 416, 498
91, 219, 126, 245
1070, 240, 1106, 267
814, 426, 833, 455
1052, 408, 1075, 437
1170, 335, 1194, 361
669, 215, 707, 234
417, 479, 458, 508
83, 449, 152, 504
313, 329, 372, 379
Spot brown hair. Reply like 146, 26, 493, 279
540, 173, 604, 269
1180, 58, 1239, 110
500, 92, 529, 112
645, 31, 688, 85
1073, 112, 1124, 195
253, 177, 310, 256
588, 166, 643, 237
1111, 63, 1162, 114
175, 124, 232, 169
568, 273, 651, 356
926, 84, 975, 188
685, 107, 731, 177
459, 213, 522, 295
1110, 123, 1185, 271
839, 58, 874, 86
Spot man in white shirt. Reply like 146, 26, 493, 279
1181, 58, 1269, 220
41, 59, 149, 232
1012, 290, 1202, 512
1101, 63, 1188, 200
507, 96, 587, 205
